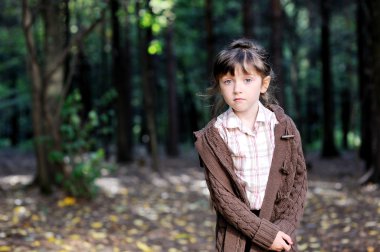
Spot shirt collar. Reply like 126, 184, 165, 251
222, 101, 268, 135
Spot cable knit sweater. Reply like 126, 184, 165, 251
194, 105, 307, 252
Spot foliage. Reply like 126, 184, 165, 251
0, 0, 362, 153
51, 89, 116, 198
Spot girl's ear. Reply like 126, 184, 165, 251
261, 76, 271, 93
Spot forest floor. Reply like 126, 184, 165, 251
0, 149, 379, 252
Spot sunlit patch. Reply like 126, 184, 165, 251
0, 175, 33, 190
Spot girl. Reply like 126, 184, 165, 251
194, 38, 307, 252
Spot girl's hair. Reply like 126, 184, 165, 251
206, 38, 277, 116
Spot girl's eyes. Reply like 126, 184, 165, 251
223, 79, 232, 85
244, 78, 253, 83
221, 77, 255, 85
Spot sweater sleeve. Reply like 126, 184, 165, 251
204, 169, 280, 249
273, 128, 308, 236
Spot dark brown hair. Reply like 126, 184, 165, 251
206, 38, 277, 116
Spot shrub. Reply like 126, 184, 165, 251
50, 89, 116, 198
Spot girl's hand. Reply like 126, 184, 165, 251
269, 231, 293, 251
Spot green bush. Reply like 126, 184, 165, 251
51, 89, 116, 198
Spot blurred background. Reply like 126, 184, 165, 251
0, 0, 380, 251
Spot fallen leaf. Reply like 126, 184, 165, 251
91, 221, 103, 229
57, 197, 76, 207
136, 241, 153, 252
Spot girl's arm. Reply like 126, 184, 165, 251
204, 169, 280, 250
273, 126, 308, 236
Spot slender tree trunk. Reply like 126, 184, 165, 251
10, 74, 20, 146
242, 0, 254, 38
321, 0, 339, 157
22, 0, 52, 193
358, 0, 372, 169
100, 13, 109, 95
139, 0, 159, 170
110, 0, 132, 162
369, 0, 380, 183
340, 88, 351, 149
205, 0, 214, 75
123, 0, 133, 162
63, 0, 70, 83
270, 0, 285, 107
166, 20, 179, 157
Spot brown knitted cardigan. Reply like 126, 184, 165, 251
194, 105, 307, 252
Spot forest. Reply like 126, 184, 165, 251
0, 0, 379, 251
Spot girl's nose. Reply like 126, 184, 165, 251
233, 81, 243, 94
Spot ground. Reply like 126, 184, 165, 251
0, 149, 379, 252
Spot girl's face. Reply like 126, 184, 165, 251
219, 64, 270, 119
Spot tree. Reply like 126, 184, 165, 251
166, 19, 179, 157
368, 0, 380, 183
22, 0, 105, 193
205, 0, 214, 74
357, 0, 372, 170
320, 0, 339, 157
270, 0, 285, 107
110, 0, 133, 163
283, 0, 303, 133
242, 0, 254, 38
138, 0, 159, 170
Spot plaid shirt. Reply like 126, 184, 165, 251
214, 102, 278, 210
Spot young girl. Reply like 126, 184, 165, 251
194, 38, 307, 252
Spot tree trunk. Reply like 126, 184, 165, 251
340, 88, 351, 149
205, 0, 214, 75
166, 20, 179, 157
110, 0, 133, 163
10, 74, 20, 146
270, 0, 285, 107
242, 0, 254, 38
321, 0, 339, 157
123, 0, 133, 162
358, 0, 372, 169
100, 14, 109, 96
139, 0, 159, 170
369, 0, 380, 183
63, 0, 70, 84
22, 0, 52, 193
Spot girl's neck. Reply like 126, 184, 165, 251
233, 103, 259, 129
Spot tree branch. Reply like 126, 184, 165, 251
22, 0, 41, 82
43, 7, 107, 84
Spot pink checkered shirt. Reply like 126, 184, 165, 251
214, 102, 278, 210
